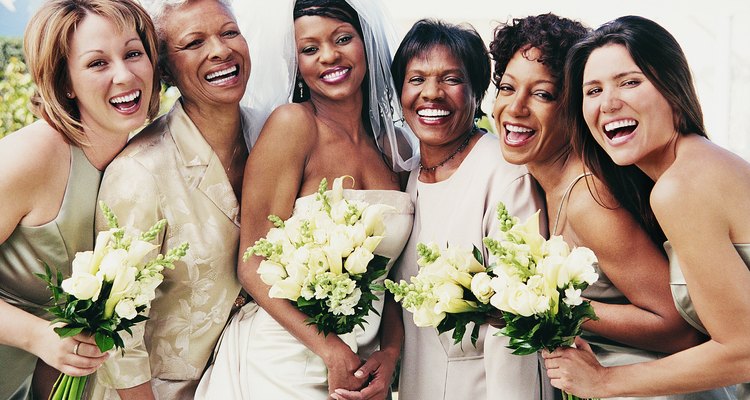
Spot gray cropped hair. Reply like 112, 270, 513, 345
139, 0, 234, 30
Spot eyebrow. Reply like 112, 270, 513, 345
583, 70, 643, 87
79, 37, 141, 58
502, 72, 556, 86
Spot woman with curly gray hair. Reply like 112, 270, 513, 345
88, 0, 256, 398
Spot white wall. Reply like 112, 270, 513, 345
381, 0, 750, 160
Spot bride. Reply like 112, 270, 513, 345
196, 0, 419, 398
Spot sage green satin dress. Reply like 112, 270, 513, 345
554, 174, 735, 399
667, 242, 749, 399
0, 145, 101, 400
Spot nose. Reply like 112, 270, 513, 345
600, 90, 622, 113
420, 78, 443, 100
208, 36, 232, 61
506, 92, 529, 117
318, 44, 339, 64
112, 60, 136, 85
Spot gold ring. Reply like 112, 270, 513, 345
73, 342, 80, 356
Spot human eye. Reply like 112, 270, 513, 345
182, 39, 203, 50
87, 59, 107, 69
533, 90, 556, 101
407, 76, 424, 85
336, 34, 353, 45
444, 76, 464, 85
300, 45, 318, 55
125, 50, 143, 59
584, 86, 601, 97
496, 83, 514, 94
222, 29, 240, 38
622, 79, 641, 88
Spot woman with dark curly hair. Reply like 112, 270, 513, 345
491, 13, 730, 399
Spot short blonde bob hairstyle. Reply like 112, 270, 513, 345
23, 0, 160, 147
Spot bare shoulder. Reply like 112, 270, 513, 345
258, 103, 318, 146
0, 121, 69, 185
566, 176, 623, 237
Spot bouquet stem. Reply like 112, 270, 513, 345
562, 390, 598, 400
49, 373, 88, 400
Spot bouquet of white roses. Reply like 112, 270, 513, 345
244, 176, 393, 336
37, 201, 188, 400
385, 242, 494, 346
483, 202, 598, 400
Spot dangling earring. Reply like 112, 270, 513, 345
297, 80, 305, 99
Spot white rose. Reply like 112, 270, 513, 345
71, 251, 94, 276
269, 277, 303, 301
61, 273, 102, 301
307, 248, 330, 275
114, 298, 138, 320
257, 260, 287, 286
444, 246, 485, 273
470, 272, 494, 304
413, 301, 445, 327
344, 246, 374, 275
330, 200, 350, 225
329, 228, 355, 258
506, 282, 550, 317
557, 247, 599, 287
98, 248, 129, 281
543, 235, 570, 258
563, 286, 583, 306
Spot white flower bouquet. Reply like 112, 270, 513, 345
484, 202, 599, 400
37, 202, 188, 400
244, 176, 393, 336
385, 243, 494, 346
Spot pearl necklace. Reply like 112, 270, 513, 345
419, 129, 476, 172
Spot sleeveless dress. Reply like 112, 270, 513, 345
195, 189, 413, 399
667, 242, 749, 399
554, 174, 735, 400
0, 145, 101, 400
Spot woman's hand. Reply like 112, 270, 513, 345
331, 348, 399, 400
32, 323, 109, 376
324, 342, 367, 398
542, 337, 609, 398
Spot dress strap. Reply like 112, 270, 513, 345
551, 172, 593, 236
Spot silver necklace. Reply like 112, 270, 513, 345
419, 129, 476, 172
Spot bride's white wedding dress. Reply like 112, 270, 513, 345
195, 189, 413, 399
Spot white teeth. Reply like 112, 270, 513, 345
110, 91, 140, 104
505, 124, 533, 133
206, 65, 238, 80
604, 119, 637, 132
417, 109, 450, 117
322, 68, 348, 80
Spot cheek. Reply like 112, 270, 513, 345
581, 99, 599, 131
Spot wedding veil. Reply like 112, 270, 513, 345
234, 0, 420, 172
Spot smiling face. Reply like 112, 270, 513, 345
294, 14, 366, 102
582, 43, 677, 167
162, 0, 250, 109
493, 47, 565, 167
67, 12, 154, 137
400, 44, 475, 150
